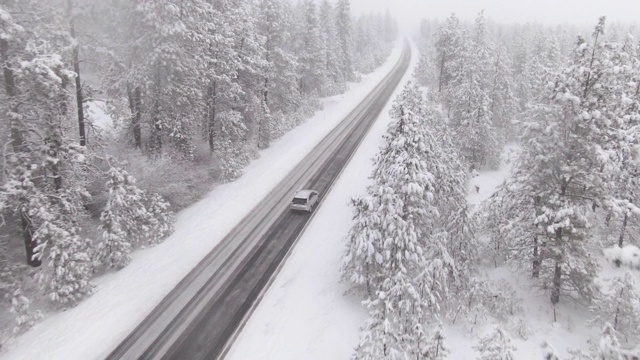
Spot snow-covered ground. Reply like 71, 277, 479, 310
0, 43, 404, 360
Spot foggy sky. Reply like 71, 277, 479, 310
349, 0, 640, 30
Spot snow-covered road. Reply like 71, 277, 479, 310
223, 41, 420, 360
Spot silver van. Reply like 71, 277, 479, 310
290, 190, 319, 212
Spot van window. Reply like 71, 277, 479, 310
292, 198, 307, 205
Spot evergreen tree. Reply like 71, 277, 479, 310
256, 0, 300, 145
145, 193, 175, 246
590, 272, 640, 342
434, 14, 464, 94
96, 166, 146, 268
448, 12, 501, 169
352, 294, 405, 360
475, 326, 516, 360
319, 0, 346, 95
9, 288, 43, 335
335, 0, 353, 79
487, 47, 518, 142
296, 0, 327, 95
488, 19, 628, 306
342, 196, 382, 295
38, 219, 94, 308
370, 84, 457, 317
601, 33, 640, 249
423, 323, 450, 359
598, 323, 624, 360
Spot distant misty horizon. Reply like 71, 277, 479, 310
346, 0, 640, 32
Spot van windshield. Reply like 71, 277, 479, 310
292, 198, 307, 205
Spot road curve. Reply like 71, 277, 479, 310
106, 41, 411, 360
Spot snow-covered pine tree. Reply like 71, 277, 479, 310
449, 75, 501, 169
452, 277, 521, 326
37, 217, 94, 308
518, 34, 563, 111
2, 151, 48, 267
352, 15, 379, 74
319, 0, 346, 95
97, 166, 146, 269
413, 51, 435, 87
445, 203, 478, 276
506, 100, 600, 306
352, 294, 405, 360
10, 288, 43, 335
371, 84, 458, 316
599, 33, 640, 250
257, 0, 301, 145
97, 164, 174, 269
0, 3, 100, 308
590, 272, 640, 343
445, 12, 501, 169
434, 14, 464, 94
479, 172, 543, 274
133, 0, 207, 158
1, 4, 51, 267
229, 1, 269, 156
215, 110, 251, 181
487, 47, 518, 143
423, 323, 450, 359
423, 93, 470, 220
475, 326, 516, 360
295, 0, 327, 95
351, 13, 395, 75
598, 323, 624, 360
145, 193, 175, 246
335, 0, 353, 80
491, 19, 631, 306
342, 196, 382, 296
347, 83, 464, 360
383, 9, 398, 44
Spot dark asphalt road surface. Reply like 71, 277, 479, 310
105, 42, 411, 360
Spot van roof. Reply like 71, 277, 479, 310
294, 189, 316, 198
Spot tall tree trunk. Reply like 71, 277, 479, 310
48, 125, 63, 192
133, 86, 142, 148
532, 235, 540, 278
50, 69, 69, 191
150, 71, 162, 156
614, 288, 623, 330
68, 0, 86, 146
618, 211, 628, 248
151, 105, 162, 157
550, 229, 562, 305
207, 80, 217, 153
551, 260, 561, 305
258, 71, 269, 149
614, 211, 630, 268
1, 38, 41, 267
263, 48, 269, 105
438, 53, 445, 93
20, 214, 40, 267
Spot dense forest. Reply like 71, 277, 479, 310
342, 13, 640, 359
0, 0, 397, 341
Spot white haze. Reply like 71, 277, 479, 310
349, 0, 640, 31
